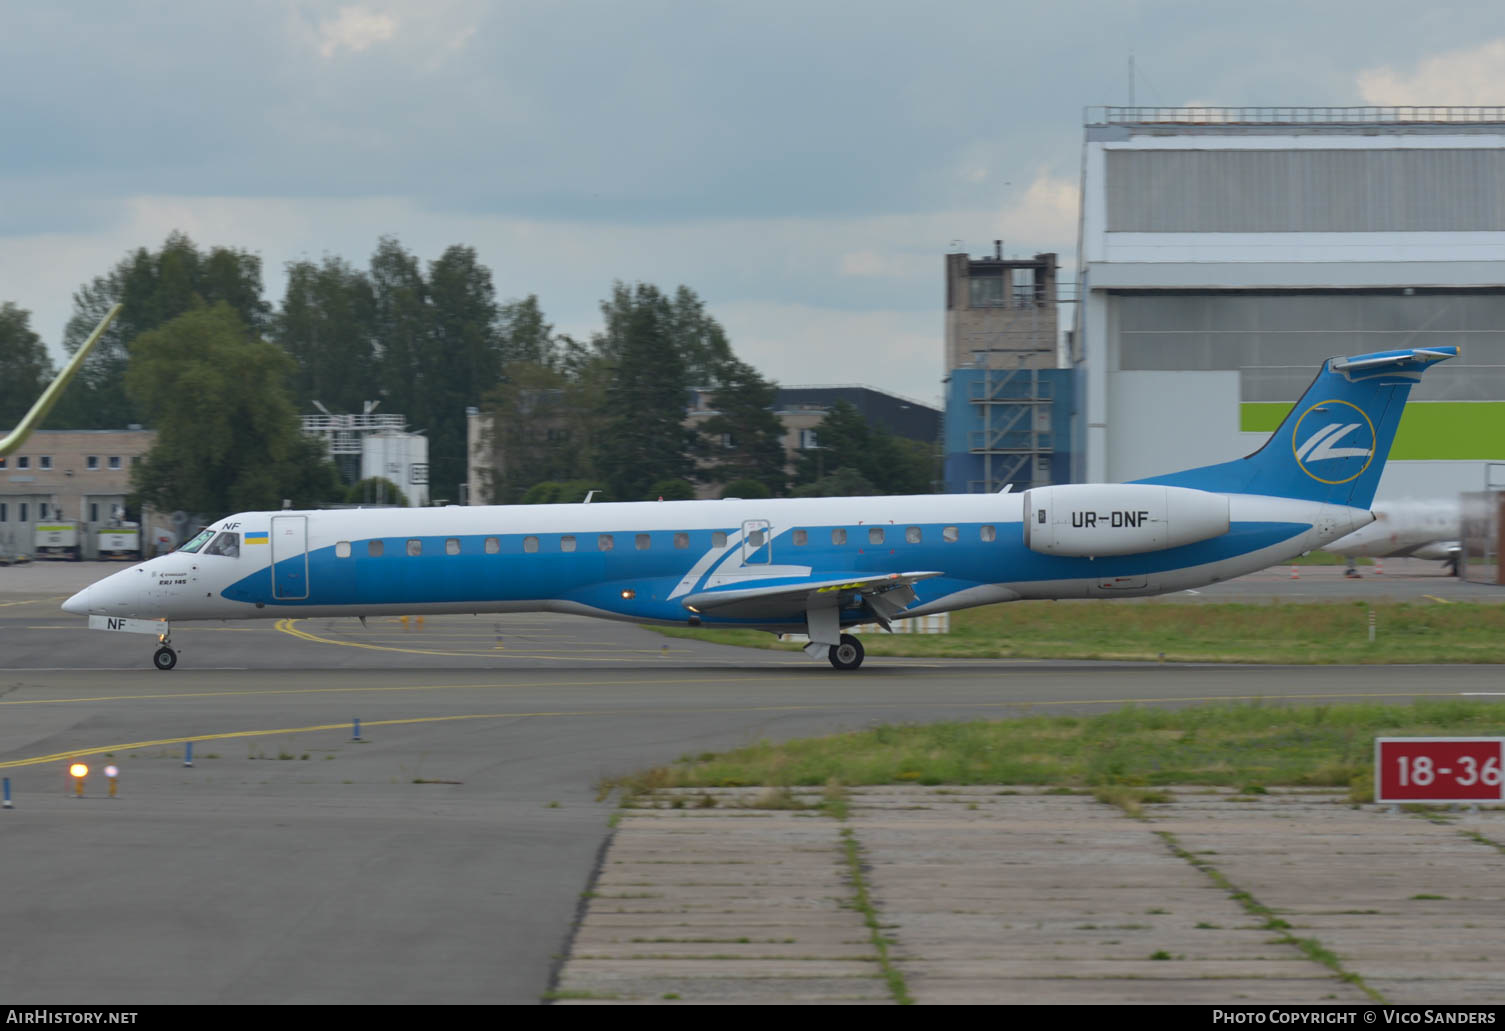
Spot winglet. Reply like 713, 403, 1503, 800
0, 303, 122, 457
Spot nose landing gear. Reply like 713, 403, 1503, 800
153, 628, 177, 671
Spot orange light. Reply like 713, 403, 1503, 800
69, 763, 89, 778
620, 589, 636, 600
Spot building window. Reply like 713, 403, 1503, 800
0, 503, 6, 521
799, 429, 819, 449
336, 541, 351, 558
407, 539, 422, 556
445, 538, 460, 555
19, 503, 27, 522
368, 540, 384, 557
969, 275, 1006, 308
39, 456, 51, 470
831, 528, 846, 545
87, 456, 99, 470
561, 535, 576, 553
523, 536, 538, 553
108, 456, 121, 470
635, 533, 650, 550
0, 458, 6, 469
673, 532, 689, 549
17, 457, 28, 469
485, 537, 500, 554
869, 527, 884, 545
90, 503, 99, 522
905, 526, 921, 543
793, 529, 808, 546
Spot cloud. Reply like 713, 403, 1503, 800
1357, 38, 1505, 105
317, 5, 398, 58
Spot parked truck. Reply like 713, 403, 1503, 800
34, 522, 83, 560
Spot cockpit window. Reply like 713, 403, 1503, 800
178, 529, 215, 554
204, 532, 240, 558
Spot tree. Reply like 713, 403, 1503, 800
594, 283, 696, 501
125, 303, 340, 517
53, 232, 271, 428
499, 294, 557, 368
423, 245, 504, 500
275, 256, 379, 413
794, 401, 935, 495
696, 358, 787, 494
0, 303, 54, 429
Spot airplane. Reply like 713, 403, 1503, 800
0, 304, 121, 457
1322, 497, 1461, 576
61, 344, 1456, 671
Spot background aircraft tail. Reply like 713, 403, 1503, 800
1137, 346, 1457, 508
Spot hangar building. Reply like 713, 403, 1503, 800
1074, 107, 1505, 499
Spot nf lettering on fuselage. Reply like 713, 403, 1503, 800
1291, 400, 1375, 485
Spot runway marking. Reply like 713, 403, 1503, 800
0, 690, 1483, 768
0, 596, 67, 608
1423, 595, 1452, 604
274, 617, 778, 663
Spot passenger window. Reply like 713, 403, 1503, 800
445, 538, 460, 555
523, 536, 538, 553
713, 531, 727, 548
485, 537, 499, 554
368, 540, 384, 557
943, 526, 958, 543
869, 528, 884, 545
793, 529, 807, 546
204, 532, 241, 558
636, 533, 650, 550
407, 539, 422, 556
832, 528, 846, 545
748, 529, 765, 547
561, 535, 577, 553
598, 534, 614, 551
336, 541, 351, 558
674, 532, 689, 549
905, 527, 921, 543
980, 525, 996, 542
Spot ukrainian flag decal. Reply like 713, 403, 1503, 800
245, 531, 269, 545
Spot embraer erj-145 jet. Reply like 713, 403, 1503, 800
63, 345, 1456, 671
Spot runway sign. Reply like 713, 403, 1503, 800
1375, 737, 1505, 804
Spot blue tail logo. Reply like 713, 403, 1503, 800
1138, 346, 1457, 508
1291, 401, 1375, 485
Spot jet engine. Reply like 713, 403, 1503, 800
1022, 484, 1230, 557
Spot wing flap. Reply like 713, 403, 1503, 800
681, 571, 943, 621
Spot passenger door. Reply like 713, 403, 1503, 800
271, 515, 309, 600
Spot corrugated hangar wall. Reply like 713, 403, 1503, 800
1077, 112, 1505, 497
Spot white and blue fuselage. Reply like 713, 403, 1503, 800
62, 344, 1458, 670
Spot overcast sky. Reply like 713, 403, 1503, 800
3, 1, 1503, 407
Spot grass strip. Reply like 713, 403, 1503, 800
599, 701, 1505, 804
654, 600, 1505, 664
839, 826, 912, 1006
1154, 830, 1385, 1004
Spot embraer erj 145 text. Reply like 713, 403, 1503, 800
63, 346, 1457, 671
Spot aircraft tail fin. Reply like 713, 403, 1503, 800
1136, 346, 1457, 509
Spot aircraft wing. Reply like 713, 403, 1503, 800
0, 303, 122, 457
681, 570, 944, 624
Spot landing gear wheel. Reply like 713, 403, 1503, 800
153, 646, 178, 671
828, 633, 864, 670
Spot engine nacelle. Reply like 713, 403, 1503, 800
1022, 484, 1230, 557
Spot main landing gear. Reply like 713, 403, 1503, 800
828, 633, 864, 671
153, 627, 177, 671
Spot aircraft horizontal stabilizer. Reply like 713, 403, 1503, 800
681, 571, 943, 621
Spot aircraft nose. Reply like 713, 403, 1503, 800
61, 585, 92, 615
